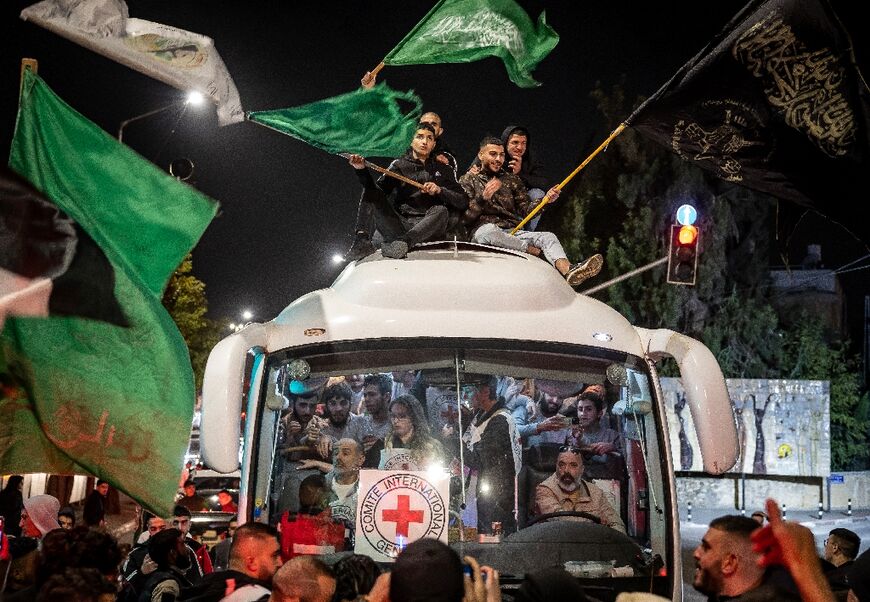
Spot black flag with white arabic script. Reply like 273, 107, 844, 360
627, 0, 870, 239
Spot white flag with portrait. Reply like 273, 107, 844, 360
20, 0, 243, 126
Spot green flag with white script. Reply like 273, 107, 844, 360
383, 0, 559, 88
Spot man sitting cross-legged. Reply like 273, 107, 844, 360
460, 136, 602, 287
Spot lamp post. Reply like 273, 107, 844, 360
229, 310, 254, 333
117, 90, 205, 142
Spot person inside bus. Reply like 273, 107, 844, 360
444, 376, 522, 535
344, 123, 468, 261
278, 474, 345, 561
460, 136, 603, 288
364, 394, 447, 471
514, 389, 574, 447
345, 374, 366, 414
533, 446, 625, 533
296, 438, 365, 538
307, 381, 369, 459
275, 385, 326, 517
361, 373, 393, 446
573, 389, 624, 464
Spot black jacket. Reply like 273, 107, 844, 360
501, 125, 549, 191
357, 150, 467, 218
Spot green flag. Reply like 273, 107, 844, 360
248, 83, 422, 157
383, 0, 559, 88
0, 69, 218, 516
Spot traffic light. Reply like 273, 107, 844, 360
667, 223, 699, 285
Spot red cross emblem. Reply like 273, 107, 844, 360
381, 494, 424, 538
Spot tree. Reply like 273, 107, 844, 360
548, 83, 781, 373
780, 315, 870, 470
162, 255, 221, 389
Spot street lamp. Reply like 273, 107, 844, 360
117, 90, 205, 142
331, 254, 344, 264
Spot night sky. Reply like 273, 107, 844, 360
4, 1, 868, 336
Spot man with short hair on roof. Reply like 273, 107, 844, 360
460, 136, 603, 287
534, 447, 624, 532
693, 514, 800, 602
344, 123, 468, 261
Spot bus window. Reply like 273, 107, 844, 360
247, 341, 673, 596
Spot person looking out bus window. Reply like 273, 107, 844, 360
361, 374, 393, 446
444, 377, 521, 535
573, 389, 624, 464
311, 382, 369, 459
365, 394, 446, 471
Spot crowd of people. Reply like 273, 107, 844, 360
343, 110, 603, 288
3, 477, 870, 602
271, 371, 627, 546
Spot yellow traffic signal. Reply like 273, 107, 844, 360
667, 224, 700, 285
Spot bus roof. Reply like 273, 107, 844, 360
266, 242, 644, 356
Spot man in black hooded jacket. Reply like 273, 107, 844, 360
501, 125, 549, 230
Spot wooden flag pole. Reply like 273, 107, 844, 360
361, 62, 386, 87
337, 153, 424, 190
510, 123, 627, 234
20, 58, 38, 93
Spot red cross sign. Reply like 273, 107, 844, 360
381, 494, 424, 538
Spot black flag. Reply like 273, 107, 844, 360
0, 165, 128, 325
627, 0, 870, 239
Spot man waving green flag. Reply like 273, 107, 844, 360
382, 0, 559, 88
0, 69, 217, 516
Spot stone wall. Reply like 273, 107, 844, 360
676, 471, 870, 511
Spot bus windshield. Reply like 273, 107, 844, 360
247, 339, 673, 597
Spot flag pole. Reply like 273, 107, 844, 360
510, 123, 626, 234
337, 153, 425, 190
20, 58, 38, 93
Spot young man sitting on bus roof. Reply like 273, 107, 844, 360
344, 123, 469, 261
460, 136, 603, 287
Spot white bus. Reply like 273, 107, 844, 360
200, 242, 738, 600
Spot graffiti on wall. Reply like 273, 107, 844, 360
661, 378, 830, 477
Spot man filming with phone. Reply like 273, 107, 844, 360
514, 391, 573, 447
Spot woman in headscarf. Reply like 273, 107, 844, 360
0, 475, 24, 538
1, 494, 62, 595
365, 394, 447, 471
